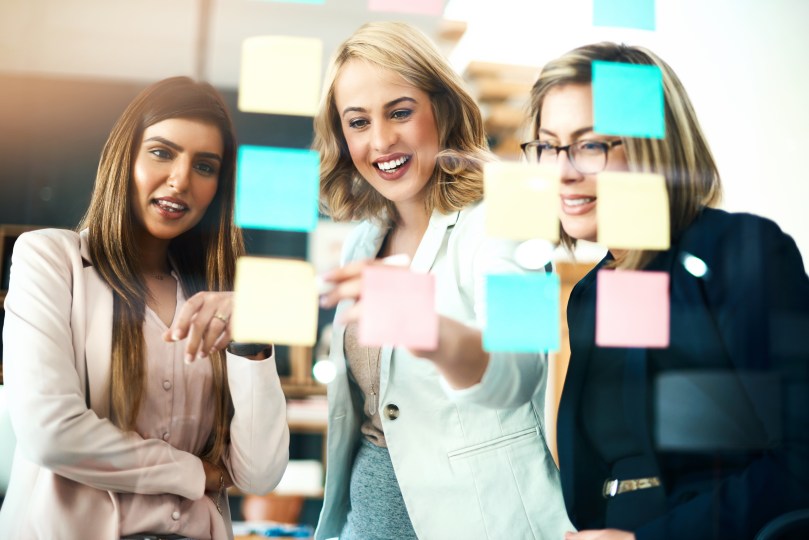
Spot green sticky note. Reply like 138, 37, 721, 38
484, 273, 560, 353
593, 61, 665, 139
593, 0, 656, 30
236, 145, 320, 232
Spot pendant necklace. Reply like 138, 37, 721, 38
366, 346, 381, 416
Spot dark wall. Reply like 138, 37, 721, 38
0, 73, 313, 259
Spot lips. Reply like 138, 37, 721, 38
561, 195, 596, 216
374, 155, 411, 172
372, 153, 413, 181
152, 197, 189, 218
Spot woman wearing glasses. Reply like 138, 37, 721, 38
524, 43, 809, 540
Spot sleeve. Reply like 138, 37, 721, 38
2, 231, 205, 500
223, 350, 290, 495
439, 205, 549, 409
635, 216, 809, 540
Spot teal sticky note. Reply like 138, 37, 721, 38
593, 0, 655, 30
593, 61, 665, 139
236, 146, 320, 232
484, 273, 560, 353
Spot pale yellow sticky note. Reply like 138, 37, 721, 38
596, 171, 670, 249
484, 162, 560, 241
232, 257, 317, 346
238, 36, 322, 117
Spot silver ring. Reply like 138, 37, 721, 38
213, 312, 229, 324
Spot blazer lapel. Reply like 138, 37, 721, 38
409, 210, 460, 273
79, 231, 113, 419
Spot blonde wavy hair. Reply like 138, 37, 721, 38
79, 77, 244, 465
528, 42, 722, 270
314, 21, 493, 223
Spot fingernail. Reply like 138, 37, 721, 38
209, 347, 217, 355
319, 295, 330, 308
172, 331, 181, 342
382, 254, 411, 267
184, 353, 194, 365
316, 275, 335, 296
198, 351, 208, 360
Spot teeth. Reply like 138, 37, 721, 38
376, 156, 410, 171
156, 199, 187, 211
564, 198, 595, 207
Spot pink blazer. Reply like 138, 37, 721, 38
0, 229, 289, 539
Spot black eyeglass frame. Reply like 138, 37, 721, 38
519, 139, 624, 175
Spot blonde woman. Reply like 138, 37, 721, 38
0, 77, 289, 539
315, 22, 571, 539
525, 43, 809, 540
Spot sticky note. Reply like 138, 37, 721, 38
596, 269, 669, 347
235, 145, 320, 232
484, 273, 560, 353
593, 61, 664, 139
484, 162, 560, 241
232, 257, 318, 346
238, 36, 322, 117
368, 0, 444, 16
359, 266, 438, 350
593, 0, 656, 30
308, 220, 358, 275
596, 171, 669, 249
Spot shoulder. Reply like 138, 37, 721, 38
682, 208, 798, 262
13, 228, 81, 262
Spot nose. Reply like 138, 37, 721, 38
558, 147, 583, 184
371, 121, 396, 152
167, 156, 192, 192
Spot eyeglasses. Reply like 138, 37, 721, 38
520, 139, 623, 175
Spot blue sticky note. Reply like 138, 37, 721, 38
593, 61, 665, 139
484, 273, 560, 353
236, 146, 320, 232
593, 0, 655, 30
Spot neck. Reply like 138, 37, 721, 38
393, 200, 430, 235
137, 231, 171, 275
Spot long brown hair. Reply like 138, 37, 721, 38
79, 76, 244, 463
528, 42, 722, 269
314, 21, 493, 223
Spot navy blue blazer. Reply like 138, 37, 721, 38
558, 208, 809, 539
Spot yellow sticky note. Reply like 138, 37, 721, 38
238, 36, 322, 117
484, 162, 560, 241
232, 257, 317, 346
596, 171, 670, 250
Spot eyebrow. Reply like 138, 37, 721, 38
341, 96, 418, 118
144, 136, 222, 162
538, 126, 595, 140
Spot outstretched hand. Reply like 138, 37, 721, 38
164, 291, 233, 364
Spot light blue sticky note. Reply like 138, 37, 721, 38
484, 273, 560, 353
593, 61, 665, 139
593, 0, 655, 30
236, 145, 320, 232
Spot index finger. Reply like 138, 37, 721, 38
164, 292, 207, 342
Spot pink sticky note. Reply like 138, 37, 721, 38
359, 266, 438, 350
368, 0, 444, 16
596, 269, 669, 348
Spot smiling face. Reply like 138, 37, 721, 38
333, 59, 440, 215
130, 117, 223, 244
538, 83, 629, 243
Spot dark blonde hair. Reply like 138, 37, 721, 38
528, 42, 722, 269
314, 21, 493, 223
79, 76, 244, 464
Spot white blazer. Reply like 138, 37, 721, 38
0, 229, 289, 540
316, 203, 573, 539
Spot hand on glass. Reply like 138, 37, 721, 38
164, 291, 233, 364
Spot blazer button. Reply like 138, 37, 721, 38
384, 403, 399, 420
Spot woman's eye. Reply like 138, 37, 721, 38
195, 162, 217, 176
391, 109, 412, 120
348, 118, 369, 129
578, 141, 604, 152
149, 148, 172, 159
